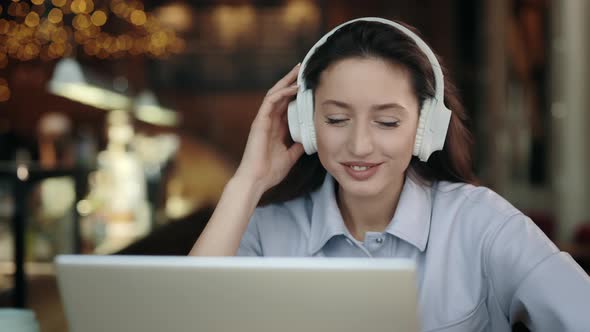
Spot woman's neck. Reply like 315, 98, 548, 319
336, 177, 405, 242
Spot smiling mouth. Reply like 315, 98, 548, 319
342, 163, 382, 171
341, 162, 382, 180
349, 165, 373, 171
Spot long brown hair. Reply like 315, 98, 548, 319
259, 20, 476, 206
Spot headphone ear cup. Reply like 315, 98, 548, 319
288, 98, 301, 143
297, 89, 317, 154
413, 98, 431, 159
413, 98, 452, 162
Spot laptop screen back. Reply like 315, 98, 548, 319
55, 255, 419, 332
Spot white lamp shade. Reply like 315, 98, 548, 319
134, 90, 179, 126
48, 58, 132, 111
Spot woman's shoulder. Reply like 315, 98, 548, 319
251, 192, 314, 227
434, 180, 523, 222
429, 180, 530, 251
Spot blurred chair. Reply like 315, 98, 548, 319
573, 222, 590, 245
524, 210, 556, 240
114, 205, 214, 256
572, 222, 590, 272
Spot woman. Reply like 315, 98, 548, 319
190, 17, 590, 331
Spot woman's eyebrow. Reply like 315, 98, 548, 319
371, 103, 407, 113
321, 99, 352, 109
321, 99, 407, 113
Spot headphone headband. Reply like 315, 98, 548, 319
297, 17, 445, 104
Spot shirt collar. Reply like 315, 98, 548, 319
307, 173, 433, 255
308, 174, 350, 255
384, 174, 433, 252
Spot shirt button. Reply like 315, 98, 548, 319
375, 237, 383, 244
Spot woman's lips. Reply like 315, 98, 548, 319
341, 162, 382, 181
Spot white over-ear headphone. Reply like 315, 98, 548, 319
287, 17, 452, 162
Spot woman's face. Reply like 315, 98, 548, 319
314, 57, 420, 198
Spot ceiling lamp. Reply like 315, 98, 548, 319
134, 90, 179, 127
48, 57, 131, 110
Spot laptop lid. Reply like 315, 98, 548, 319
55, 255, 419, 332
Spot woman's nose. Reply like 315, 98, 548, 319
347, 122, 374, 157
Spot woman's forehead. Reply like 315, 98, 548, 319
315, 57, 418, 110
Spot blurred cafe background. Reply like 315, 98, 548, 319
0, 0, 588, 331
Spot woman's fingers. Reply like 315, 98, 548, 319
271, 112, 289, 144
258, 84, 299, 119
266, 63, 300, 96
286, 143, 304, 164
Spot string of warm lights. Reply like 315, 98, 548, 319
0, 0, 186, 102
0, 0, 185, 64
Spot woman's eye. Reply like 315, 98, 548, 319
377, 121, 400, 128
325, 118, 348, 125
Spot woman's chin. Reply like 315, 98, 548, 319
336, 178, 384, 199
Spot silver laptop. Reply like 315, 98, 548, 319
55, 255, 420, 332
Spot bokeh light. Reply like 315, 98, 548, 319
52, 0, 67, 8
0, 84, 11, 102
51, 27, 68, 43
48, 8, 64, 24
73, 14, 91, 30
25, 12, 41, 28
130, 10, 146, 26
91, 10, 107, 26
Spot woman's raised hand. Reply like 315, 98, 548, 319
234, 64, 305, 193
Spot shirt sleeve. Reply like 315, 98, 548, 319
486, 213, 590, 331
237, 208, 263, 256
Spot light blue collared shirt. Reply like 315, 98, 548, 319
238, 174, 590, 331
